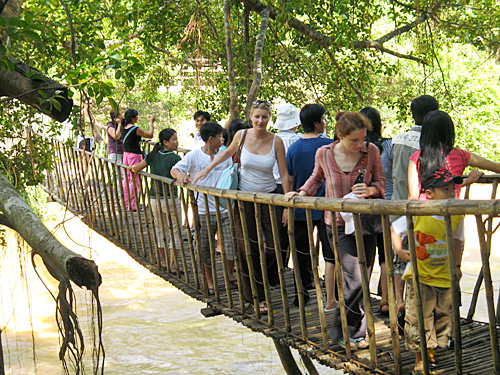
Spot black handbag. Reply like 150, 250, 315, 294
355, 147, 382, 236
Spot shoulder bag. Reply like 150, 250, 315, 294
216, 130, 247, 209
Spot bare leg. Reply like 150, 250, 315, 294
395, 274, 405, 312
169, 248, 179, 271
380, 262, 389, 313
226, 259, 236, 282
324, 261, 337, 310
204, 264, 214, 289
414, 351, 423, 372
158, 247, 167, 268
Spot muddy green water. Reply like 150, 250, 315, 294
1, 203, 341, 374
2, 183, 499, 374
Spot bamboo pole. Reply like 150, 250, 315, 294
138, 175, 154, 262
381, 214, 401, 375
64, 146, 81, 213
352, 213, 377, 368
70, 148, 88, 217
76, 150, 95, 225
90, 156, 106, 230
110, 157, 125, 242
269, 205, 291, 331
468, 181, 498, 321
237, 201, 260, 318
254, 202, 273, 325
299, 353, 319, 375
329, 218, 352, 358
150, 179, 170, 273
444, 215, 462, 375
204, 194, 219, 301
170, 184, 189, 284
96, 158, 114, 233
273, 339, 303, 375
306, 209, 329, 349
189, 190, 209, 296
132, 170, 147, 257
214, 196, 233, 308
162, 183, 180, 277
116, 165, 132, 249
123, 166, 139, 253
51, 140, 65, 201
67, 147, 83, 213
475, 215, 500, 374
406, 214, 431, 375
102, 159, 121, 241
179, 188, 200, 289
151, 180, 165, 269
52, 140, 69, 204
225, 198, 246, 312
288, 207, 307, 339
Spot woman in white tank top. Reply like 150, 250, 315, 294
194, 100, 290, 314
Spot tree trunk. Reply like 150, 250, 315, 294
223, 0, 239, 122
0, 173, 100, 288
0, 58, 73, 123
245, 7, 270, 119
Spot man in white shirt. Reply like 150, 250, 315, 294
172, 121, 235, 295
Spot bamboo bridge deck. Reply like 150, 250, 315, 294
43, 142, 500, 375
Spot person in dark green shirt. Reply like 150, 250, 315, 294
131, 129, 185, 272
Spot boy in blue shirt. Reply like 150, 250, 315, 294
286, 104, 336, 309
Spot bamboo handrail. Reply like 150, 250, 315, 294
225, 197, 245, 311
352, 214, 378, 368
306, 209, 329, 350
179, 188, 200, 288
170, 184, 189, 284
288, 207, 307, 340
406, 214, 431, 375
269, 204, 291, 331
254, 202, 274, 326
445, 215, 462, 375
42, 140, 500, 375
381, 214, 401, 375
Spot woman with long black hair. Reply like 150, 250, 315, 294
121, 108, 155, 210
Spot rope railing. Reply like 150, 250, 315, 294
43, 139, 500, 375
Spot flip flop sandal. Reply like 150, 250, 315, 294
324, 302, 339, 312
259, 303, 268, 315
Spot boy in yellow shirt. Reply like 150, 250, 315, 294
392, 167, 464, 374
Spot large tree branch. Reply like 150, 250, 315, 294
244, 0, 432, 65
0, 57, 73, 122
245, 7, 270, 118
0, 0, 9, 16
0, 173, 101, 289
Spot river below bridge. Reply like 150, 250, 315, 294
2, 184, 499, 374
1, 202, 341, 374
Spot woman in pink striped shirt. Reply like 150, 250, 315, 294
285, 111, 385, 350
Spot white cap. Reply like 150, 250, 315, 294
273, 103, 300, 130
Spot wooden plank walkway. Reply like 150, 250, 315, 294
43, 147, 500, 375
52, 194, 499, 375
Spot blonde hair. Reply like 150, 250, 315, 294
250, 100, 272, 117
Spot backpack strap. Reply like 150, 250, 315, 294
122, 126, 138, 144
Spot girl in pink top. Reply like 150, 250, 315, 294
408, 110, 500, 200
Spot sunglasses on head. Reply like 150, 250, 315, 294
252, 100, 271, 107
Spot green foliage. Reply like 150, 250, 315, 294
0, 102, 57, 190
1, 0, 500, 194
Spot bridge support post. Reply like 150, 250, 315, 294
273, 339, 303, 375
